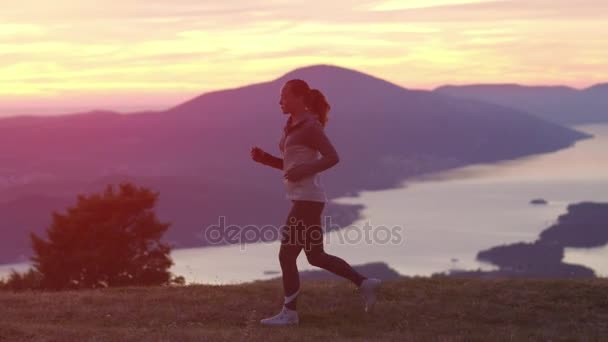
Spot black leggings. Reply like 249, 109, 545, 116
279, 200, 366, 310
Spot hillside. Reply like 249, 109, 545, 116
1, 278, 607, 341
435, 83, 608, 125
0, 64, 592, 263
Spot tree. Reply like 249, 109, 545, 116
29, 182, 175, 290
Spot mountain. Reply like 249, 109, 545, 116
585, 83, 608, 93
435, 83, 608, 125
0, 64, 592, 264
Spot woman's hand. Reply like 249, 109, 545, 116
284, 163, 317, 182
251, 146, 266, 163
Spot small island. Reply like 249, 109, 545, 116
435, 202, 608, 278
530, 198, 548, 205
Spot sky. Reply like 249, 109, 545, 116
1, 0, 607, 115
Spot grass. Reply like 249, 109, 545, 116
1, 277, 608, 341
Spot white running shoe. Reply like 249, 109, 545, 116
259, 306, 299, 326
359, 278, 382, 313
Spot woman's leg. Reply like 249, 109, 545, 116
278, 201, 305, 310
299, 200, 367, 287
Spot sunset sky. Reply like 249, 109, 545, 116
1, 0, 606, 115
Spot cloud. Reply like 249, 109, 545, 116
365, 0, 500, 11
0, 0, 606, 113
0, 23, 46, 38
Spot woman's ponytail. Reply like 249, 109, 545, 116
307, 88, 330, 128
285, 79, 331, 128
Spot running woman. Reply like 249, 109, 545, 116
251, 78, 381, 326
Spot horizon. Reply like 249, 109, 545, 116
1, 0, 607, 116
0, 64, 605, 117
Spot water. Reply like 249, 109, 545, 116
564, 245, 608, 277
2, 124, 607, 283
135, 122, 608, 283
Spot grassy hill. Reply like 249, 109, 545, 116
1, 277, 607, 341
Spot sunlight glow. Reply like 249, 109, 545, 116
0, 0, 606, 113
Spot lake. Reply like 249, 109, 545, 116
2, 123, 607, 284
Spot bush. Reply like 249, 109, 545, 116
0, 268, 43, 291
25, 182, 177, 291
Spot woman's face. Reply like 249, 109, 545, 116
279, 83, 303, 115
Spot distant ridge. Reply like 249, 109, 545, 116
436, 82, 608, 125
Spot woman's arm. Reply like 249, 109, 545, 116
251, 146, 284, 170
283, 121, 339, 182
306, 121, 340, 173
260, 151, 284, 170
